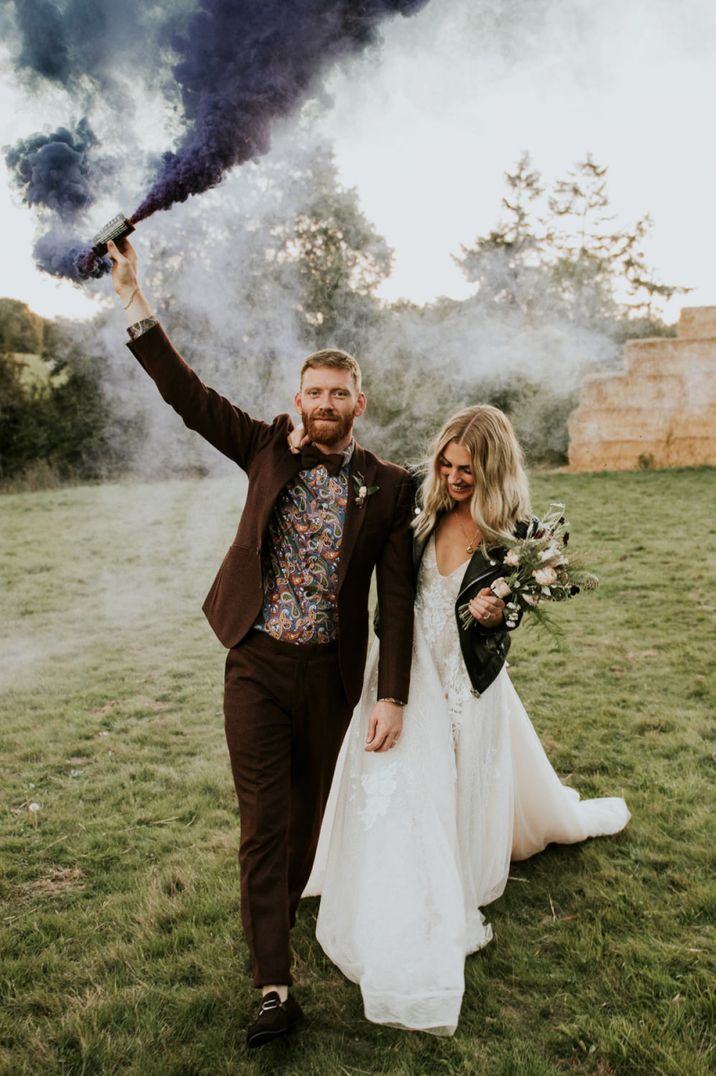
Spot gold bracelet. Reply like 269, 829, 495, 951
379, 697, 406, 707
122, 286, 139, 310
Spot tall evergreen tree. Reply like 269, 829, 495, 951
455, 152, 551, 318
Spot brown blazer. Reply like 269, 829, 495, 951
127, 324, 415, 708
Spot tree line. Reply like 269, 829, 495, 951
0, 145, 684, 486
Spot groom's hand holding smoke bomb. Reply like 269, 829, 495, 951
107, 238, 153, 325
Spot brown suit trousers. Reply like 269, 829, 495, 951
224, 630, 353, 986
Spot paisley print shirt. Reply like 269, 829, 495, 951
256, 444, 353, 644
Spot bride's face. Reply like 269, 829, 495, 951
439, 441, 475, 504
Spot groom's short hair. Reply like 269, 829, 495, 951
300, 348, 362, 394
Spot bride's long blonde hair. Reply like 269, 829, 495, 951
414, 404, 532, 546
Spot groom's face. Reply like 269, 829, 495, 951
296, 366, 366, 447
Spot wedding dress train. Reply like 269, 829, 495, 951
304, 537, 630, 1035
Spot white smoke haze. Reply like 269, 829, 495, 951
0, 475, 244, 692
2, 0, 713, 311
3, 0, 712, 476
64, 80, 624, 475
86, 121, 323, 479
318, 0, 714, 310
2, 0, 711, 690
66, 121, 622, 479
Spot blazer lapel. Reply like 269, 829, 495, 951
269, 447, 304, 500
412, 526, 432, 583
253, 439, 304, 537
337, 443, 375, 589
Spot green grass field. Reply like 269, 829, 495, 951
1, 467, 714, 1075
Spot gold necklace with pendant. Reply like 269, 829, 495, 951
456, 512, 481, 554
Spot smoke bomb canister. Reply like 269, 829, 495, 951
92, 213, 135, 257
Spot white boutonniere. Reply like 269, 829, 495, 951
352, 471, 379, 508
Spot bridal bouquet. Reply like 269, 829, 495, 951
459, 503, 599, 632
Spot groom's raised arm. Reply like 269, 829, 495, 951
109, 238, 277, 470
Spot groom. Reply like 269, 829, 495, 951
107, 239, 415, 1046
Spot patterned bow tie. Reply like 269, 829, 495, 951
298, 443, 345, 477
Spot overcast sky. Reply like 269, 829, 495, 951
1, 0, 714, 321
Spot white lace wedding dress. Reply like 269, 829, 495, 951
304, 536, 630, 1036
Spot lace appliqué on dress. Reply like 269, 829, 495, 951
356, 764, 400, 831
339, 643, 403, 833
415, 538, 475, 746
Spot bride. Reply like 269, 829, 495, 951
303, 404, 630, 1036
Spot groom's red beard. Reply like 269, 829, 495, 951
302, 410, 353, 446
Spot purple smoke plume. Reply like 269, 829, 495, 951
132, 0, 431, 224
10, 0, 150, 87
5, 119, 97, 215
12, 0, 71, 83
34, 230, 108, 281
8, 0, 431, 281
4, 117, 110, 280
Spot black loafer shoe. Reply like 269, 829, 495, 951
283, 994, 304, 1026
246, 991, 304, 1049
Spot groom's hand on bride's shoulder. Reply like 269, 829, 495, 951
365, 700, 404, 753
287, 422, 310, 454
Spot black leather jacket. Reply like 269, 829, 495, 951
413, 517, 530, 697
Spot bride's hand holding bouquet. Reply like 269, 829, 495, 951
460, 503, 599, 633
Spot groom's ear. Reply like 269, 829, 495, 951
294, 388, 303, 412
354, 392, 366, 418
